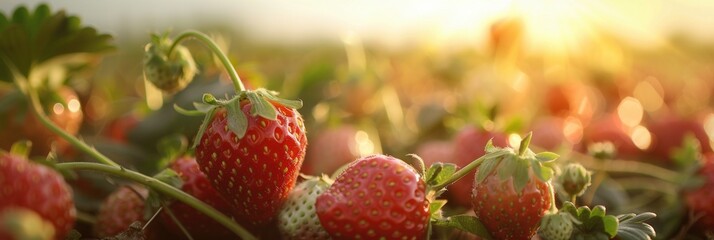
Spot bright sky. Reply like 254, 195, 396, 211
1, 0, 714, 50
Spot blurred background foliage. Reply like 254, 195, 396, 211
2, 1, 714, 238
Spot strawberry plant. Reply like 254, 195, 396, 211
0, 143, 76, 239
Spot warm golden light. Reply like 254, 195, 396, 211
355, 130, 375, 157
633, 79, 664, 112
563, 116, 583, 144
618, 97, 644, 127
52, 103, 65, 115
67, 99, 81, 113
631, 125, 652, 150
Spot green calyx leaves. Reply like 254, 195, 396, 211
476, 135, 559, 194
432, 215, 493, 240
558, 201, 656, 240
181, 88, 302, 148
0, 4, 114, 84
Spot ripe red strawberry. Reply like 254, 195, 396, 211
94, 185, 148, 238
414, 140, 453, 169
685, 153, 714, 231
471, 135, 554, 240
580, 114, 641, 159
0, 87, 83, 157
277, 176, 332, 240
195, 89, 307, 227
315, 154, 430, 240
303, 126, 360, 176
0, 152, 76, 240
647, 115, 712, 163
449, 127, 508, 208
160, 156, 238, 239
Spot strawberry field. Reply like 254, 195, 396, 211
1, 2, 714, 240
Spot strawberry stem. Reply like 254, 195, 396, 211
169, 30, 246, 93
431, 150, 507, 191
56, 162, 257, 240
11, 73, 257, 240
13, 75, 120, 168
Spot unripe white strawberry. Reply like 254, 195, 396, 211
277, 176, 332, 240
538, 212, 574, 240
143, 33, 197, 93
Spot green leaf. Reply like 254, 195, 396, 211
157, 134, 188, 168
226, 99, 248, 139
246, 90, 277, 120
173, 104, 206, 116
193, 102, 214, 113
257, 88, 303, 109
591, 205, 607, 218
512, 158, 530, 193
202, 93, 219, 105
497, 155, 516, 181
192, 107, 217, 149
426, 162, 457, 187
432, 215, 493, 240
535, 151, 559, 162
429, 200, 447, 220
484, 139, 498, 153
603, 215, 619, 238
616, 213, 656, 240
0, 4, 114, 83
9, 140, 31, 158
518, 132, 533, 156
531, 161, 554, 182
153, 169, 183, 189
476, 157, 501, 184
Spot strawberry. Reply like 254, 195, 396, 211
94, 184, 148, 238
537, 212, 574, 240
160, 156, 237, 239
647, 115, 711, 163
277, 176, 332, 240
0, 152, 76, 240
529, 116, 583, 151
470, 134, 555, 240
684, 153, 714, 231
303, 126, 360, 176
580, 114, 641, 159
414, 140, 453, 169
315, 154, 430, 240
449, 126, 508, 208
143, 32, 198, 93
0, 86, 83, 157
194, 89, 307, 227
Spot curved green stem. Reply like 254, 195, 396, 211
57, 162, 257, 240
19, 78, 119, 168
168, 30, 245, 92
431, 151, 507, 190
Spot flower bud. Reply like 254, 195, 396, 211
557, 163, 592, 197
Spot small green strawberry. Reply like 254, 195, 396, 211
538, 212, 575, 240
278, 175, 332, 240
143, 32, 197, 93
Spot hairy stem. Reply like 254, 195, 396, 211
57, 162, 256, 240
18, 78, 119, 167
431, 151, 507, 190
169, 30, 245, 92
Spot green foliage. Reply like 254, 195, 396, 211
432, 215, 493, 240
0, 4, 114, 83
